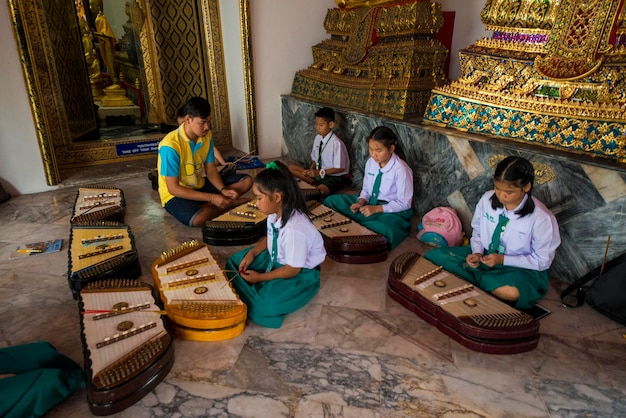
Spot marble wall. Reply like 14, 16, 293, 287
281, 95, 626, 283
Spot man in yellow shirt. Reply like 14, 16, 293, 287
157, 97, 252, 226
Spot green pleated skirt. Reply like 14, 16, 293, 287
323, 194, 413, 249
226, 248, 321, 328
424, 246, 549, 309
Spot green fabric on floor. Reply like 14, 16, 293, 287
0, 341, 84, 418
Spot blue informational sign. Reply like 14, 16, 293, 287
115, 139, 160, 156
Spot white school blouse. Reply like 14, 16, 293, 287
310, 132, 350, 176
359, 153, 413, 213
267, 211, 326, 269
470, 191, 561, 271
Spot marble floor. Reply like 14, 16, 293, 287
0, 161, 625, 418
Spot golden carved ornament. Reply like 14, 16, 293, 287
335, 0, 398, 8
487, 155, 556, 185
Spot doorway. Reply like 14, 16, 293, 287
7, 0, 256, 185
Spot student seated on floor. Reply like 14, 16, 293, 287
226, 161, 326, 328
323, 126, 413, 249
288, 107, 351, 197
157, 97, 253, 226
424, 156, 561, 309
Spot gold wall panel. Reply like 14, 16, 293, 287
7, 0, 256, 184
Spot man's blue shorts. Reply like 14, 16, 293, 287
164, 173, 250, 226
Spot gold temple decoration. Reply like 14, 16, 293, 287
7, 0, 256, 184
100, 83, 135, 107
423, 0, 626, 164
487, 155, 556, 185
535, 0, 623, 80
292, 0, 449, 120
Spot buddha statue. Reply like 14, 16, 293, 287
88, 0, 134, 107
90, 0, 117, 81
79, 19, 105, 100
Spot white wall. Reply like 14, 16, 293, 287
0, 0, 488, 195
0, 2, 50, 195
250, 0, 334, 159
220, 0, 249, 153
438, 0, 490, 80
102, 0, 128, 43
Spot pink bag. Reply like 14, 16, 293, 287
416, 207, 463, 247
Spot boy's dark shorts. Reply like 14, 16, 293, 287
165, 173, 250, 226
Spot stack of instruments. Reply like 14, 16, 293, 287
387, 252, 540, 354
68, 221, 141, 299
309, 203, 389, 264
78, 278, 175, 415
70, 186, 126, 224
151, 240, 247, 341
202, 200, 267, 246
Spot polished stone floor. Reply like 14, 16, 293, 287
0, 161, 625, 418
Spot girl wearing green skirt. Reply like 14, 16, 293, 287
323, 126, 413, 249
424, 156, 561, 309
226, 161, 326, 328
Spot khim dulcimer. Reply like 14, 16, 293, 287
308, 203, 389, 264
78, 278, 175, 415
70, 186, 126, 224
68, 221, 141, 299
297, 179, 323, 201
387, 252, 540, 354
151, 240, 247, 341
202, 199, 267, 246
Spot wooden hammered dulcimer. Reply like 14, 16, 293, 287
309, 203, 389, 264
387, 252, 540, 354
68, 221, 141, 299
78, 278, 175, 415
202, 199, 267, 246
70, 186, 126, 224
151, 240, 247, 341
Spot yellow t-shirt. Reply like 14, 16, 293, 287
157, 126, 215, 206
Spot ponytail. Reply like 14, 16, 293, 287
254, 161, 309, 226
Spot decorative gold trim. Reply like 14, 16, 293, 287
7, 0, 255, 185
487, 155, 556, 185
240, 0, 257, 152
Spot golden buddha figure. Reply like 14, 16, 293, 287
89, 0, 133, 107
90, 0, 117, 81
79, 19, 105, 100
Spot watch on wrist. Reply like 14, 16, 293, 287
319, 169, 326, 179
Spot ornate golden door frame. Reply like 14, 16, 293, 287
7, 0, 256, 185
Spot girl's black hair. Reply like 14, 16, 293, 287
490, 156, 536, 217
182, 97, 211, 119
254, 161, 309, 227
368, 126, 407, 161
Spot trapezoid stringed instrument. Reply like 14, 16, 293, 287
78, 278, 175, 415
151, 240, 247, 341
70, 186, 126, 224
68, 221, 141, 299
309, 203, 389, 264
387, 252, 540, 354
202, 199, 267, 246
